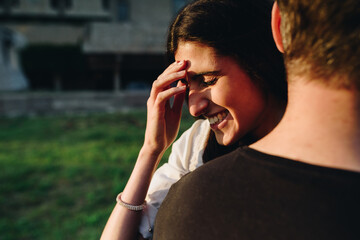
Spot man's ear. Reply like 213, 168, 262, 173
271, 1, 284, 53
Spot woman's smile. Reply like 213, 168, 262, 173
206, 110, 229, 129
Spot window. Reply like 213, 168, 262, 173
116, 0, 129, 21
12, 0, 19, 8
0, 0, 20, 9
50, 0, 72, 10
102, 0, 110, 11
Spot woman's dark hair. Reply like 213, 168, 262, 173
167, 0, 287, 102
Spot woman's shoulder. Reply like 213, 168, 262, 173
176, 119, 210, 144
169, 119, 210, 170
189, 118, 210, 132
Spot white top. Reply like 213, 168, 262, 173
139, 119, 211, 238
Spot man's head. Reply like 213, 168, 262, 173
272, 0, 360, 90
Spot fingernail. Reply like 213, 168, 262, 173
177, 60, 183, 65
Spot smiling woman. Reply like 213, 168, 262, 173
175, 41, 275, 146
100, 0, 287, 239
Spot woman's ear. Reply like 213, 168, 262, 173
271, 1, 284, 53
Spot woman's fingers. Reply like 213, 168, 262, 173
150, 61, 187, 96
161, 60, 186, 76
154, 85, 187, 108
152, 70, 186, 93
149, 78, 186, 108
146, 60, 187, 125
172, 81, 187, 112
144, 62, 187, 152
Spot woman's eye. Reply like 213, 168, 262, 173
201, 78, 218, 87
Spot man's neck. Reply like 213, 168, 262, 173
251, 79, 360, 172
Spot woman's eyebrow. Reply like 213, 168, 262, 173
189, 70, 222, 81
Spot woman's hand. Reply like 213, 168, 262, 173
143, 60, 188, 157
100, 61, 188, 240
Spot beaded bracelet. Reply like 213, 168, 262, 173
116, 192, 147, 211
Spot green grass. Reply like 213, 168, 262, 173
0, 110, 195, 240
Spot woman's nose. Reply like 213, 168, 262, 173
188, 88, 208, 117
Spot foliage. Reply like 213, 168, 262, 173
0, 110, 194, 240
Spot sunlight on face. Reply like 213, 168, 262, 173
175, 41, 269, 145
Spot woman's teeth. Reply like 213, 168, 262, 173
208, 111, 228, 125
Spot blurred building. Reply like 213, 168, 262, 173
0, 0, 190, 92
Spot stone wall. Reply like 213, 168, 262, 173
0, 91, 150, 117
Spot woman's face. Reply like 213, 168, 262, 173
175, 41, 271, 146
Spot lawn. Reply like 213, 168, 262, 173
0, 110, 195, 240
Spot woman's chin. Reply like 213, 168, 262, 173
214, 133, 232, 146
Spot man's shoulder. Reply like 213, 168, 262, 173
155, 146, 360, 240
173, 146, 254, 189
185, 146, 244, 178
185, 146, 269, 178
